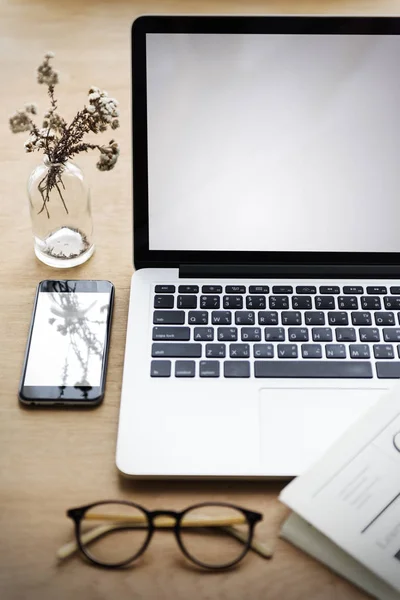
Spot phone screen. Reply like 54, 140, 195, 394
20, 280, 114, 405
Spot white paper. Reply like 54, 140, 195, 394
280, 384, 400, 594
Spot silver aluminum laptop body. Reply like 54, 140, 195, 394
117, 15, 400, 478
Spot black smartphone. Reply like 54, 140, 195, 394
19, 280, 114, 407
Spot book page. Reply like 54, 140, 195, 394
281, 513, 400, 600
280, 384, 400, 594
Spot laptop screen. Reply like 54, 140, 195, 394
145, 33, 400, 254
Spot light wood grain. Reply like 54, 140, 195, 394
1, 1, 397, 599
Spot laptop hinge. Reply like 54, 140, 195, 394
179, 264, 400, 279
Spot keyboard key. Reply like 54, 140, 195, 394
351, 312, 371, 326
253, 344, 274, 358
362, 296, 381, 310
202, 285, 222, 294
200, 295, 220, 309
312, 327, 333, 342
188, 311, 208, 325
225, 285, 246, 294
154, 295, 174, 309
224, 361, 250, 378
265, 327, 285, 342
151, 343, 202, 358
338, 296, 358, 309
301, 344, 322, 358
292, 296, 312, 309
246, 295, 266, 309
269, 296, 289, 309
178, 285, 199, 294
281, 311, 302, 325
328, 312, 348, 325
374, 312, 395, 326
254, 361, 372, 378
390, 286, 400, 294
272, 286, 293, 294
373, 344, 394, 359
177, 295, 197, 309
223, 296, 243, 309
319, 286, 340, 294
343, 286, 363, 294
304, 311, 325, 325
315, 296, 335, 309
367, 286, 387, 295
193, 327, 214, 341
211, 311, 231, 325
249, 285, 269, 294
288, 328, 309, 342
205, 344, 226, 358
335, 328, 356, 342
383, 328, 400, 342
241, 327, 262, 341
153, 311, 185, 325
384, 296, 400, 310
349, 344, 370, 359
359, 328, 380, 342
199, 361, 220, 377
217, 327, 238, 341
277, 344, 298, 358
235, 311, 255, 325
258, 311, 278, 325
296, 286, 316, 294
152, 327, 190, 341
150, 360, 171, 377
376, 362, 400, 378
155, 285, 175, 293
230, 344, 250, 358
175, 361, 196, 377
326, 344, 346, 359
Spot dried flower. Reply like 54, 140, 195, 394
25, 103, 38, 115
37, 53, 59, 86
96, 140, 120, 171
42, 110, 65, 134
9, 52, 120, 217
84, 88, 120, 134
9, 109, 33, 133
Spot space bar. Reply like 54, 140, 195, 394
254, 361, 373, 378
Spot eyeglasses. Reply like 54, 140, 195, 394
57, 500, 272, 570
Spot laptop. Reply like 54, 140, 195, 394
117, 15, 400, 478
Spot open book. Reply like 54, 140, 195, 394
279, 384, 400, 600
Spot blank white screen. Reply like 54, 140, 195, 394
146, 33, 400, 253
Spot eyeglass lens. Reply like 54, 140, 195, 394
179, 504, 251, 568
79, 502, 150, 566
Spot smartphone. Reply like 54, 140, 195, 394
19, 280, 114, 407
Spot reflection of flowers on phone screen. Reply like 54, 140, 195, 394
48, 293, 106, 386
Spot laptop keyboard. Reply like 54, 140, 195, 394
151, 284, 400, 379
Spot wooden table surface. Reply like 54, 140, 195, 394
1, 1, 398, 598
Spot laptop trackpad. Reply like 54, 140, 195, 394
259, 387, 384, 476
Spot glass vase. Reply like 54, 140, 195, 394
27, 157, 94, 268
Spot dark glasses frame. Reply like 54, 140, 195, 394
67, 500, 263, 570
